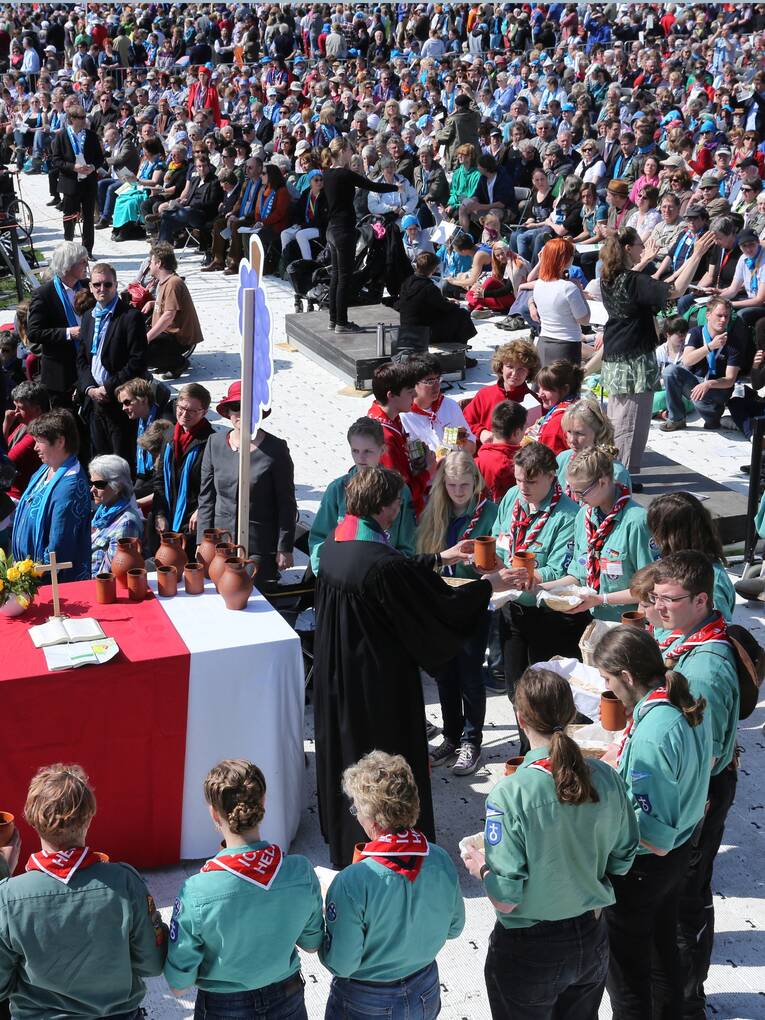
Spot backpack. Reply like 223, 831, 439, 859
727, 624, 765, 719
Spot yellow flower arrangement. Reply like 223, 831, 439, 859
0, 553, 43, 610
6, 566, 19, 582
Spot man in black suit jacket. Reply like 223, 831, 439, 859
27, 241, 90, 409
251, 106, 274, 146
76, 261, 147, 468
51, 105, 105, 258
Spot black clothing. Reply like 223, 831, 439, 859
89, 106, 119, 135
398, 272, 477, 347
152, 424, 214, 543
27, 278, 86, 397
51, 126, 104, 255
601, 270, 670, 362
701, 243, 741, 290
314, 531, 492, 868
684, 324, 745, 382
413, 162, 449, 208
252, 117, 274, 146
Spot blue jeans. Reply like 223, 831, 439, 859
194, 976, 307, 1020
431, 611, 489, 747
663, 363, 729, 425
510, 226, 543, 263
32, 128, 51, 157
484, 912, 608, 1020
325, 962, 440, 1020
98, 177, 122, 218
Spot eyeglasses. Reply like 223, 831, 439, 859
647, 592, 693, 606
91, 280, 115, 289
177, 403, 204, 416
670, 176, 682, 182
570, 478, 600, 501
120, 397, 136, 406
90, 479, 110, 490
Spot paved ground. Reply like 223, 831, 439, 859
17, 174, 765, 1020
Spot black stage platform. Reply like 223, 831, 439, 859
284, 304, 465, 390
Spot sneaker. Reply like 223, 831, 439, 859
327, 321, 336, 331
335, 322, 361, 334
471, 308, 495, 320
703, 418, 721, 431
95, 217, 111, 229
452, 743, 482, 776
660, 419, 686, 432
498, 314, 527, 331
46, 197, 60, 207
430, 740, 458, 766
425, 720, 440, 740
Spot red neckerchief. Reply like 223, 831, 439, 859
657, 611, 729, 663
616, 686, 673, 765
459, 496, 488, 541
527, 756, 553, 775
360, 829, 429, 882
510, 482, 562, 556
368, 402, 406, 438
409, 392, 445, 424
200, 844, 283, 890
584, 485, 631, 590
172, 419, 213, 462
26, 847, 107, 885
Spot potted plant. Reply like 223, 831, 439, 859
0, 550, 43, 617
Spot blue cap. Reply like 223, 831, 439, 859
700, 121, 716, 133
306, 169, 323, 183
260, 56, 270, 64
561, 102, 574, 111
631, 111, 645, 122
661, 110, 683, 125
402, 215, 419, 229
417, 114, 432, 127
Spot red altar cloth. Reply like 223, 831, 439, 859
0, 580, 190, 868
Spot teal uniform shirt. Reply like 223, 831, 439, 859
320, 843, 465, 980
569, 500, 655, 621
660, 624, 739, 774
440, 497, 498, 580
556, 449, 632, 499
491, 484, 580, 606
756, 488, 765, 538
713, 561, 736, 622
309, 467, 416, 573
617, 690, 713, 853
483, 748, 639, 929
164, 843, 323, 992
0, 861, 167, 1020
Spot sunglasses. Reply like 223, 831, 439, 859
90, 479, 110, 490
226, 402, 241, 413
91, 280, 114, 289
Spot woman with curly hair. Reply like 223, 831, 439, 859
164, 759, 323, 1020
464, 339, 542, 445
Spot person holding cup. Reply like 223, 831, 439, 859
416, 451, 497, 776
462, 667, 639, 1020
539, 447, 655, 622
593, 626, 712, 1020
89, 454, 143, 577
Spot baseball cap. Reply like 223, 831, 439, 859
661, 154, 685, 168
716, 147, 732, 157
401, 215, 419, 229
607, 180, 630, 197
684, 205, 708, 219
738, 228, 760, 245
699, 121, 716, 134
417, 114, 432, 128
295, 140, 311, 154
740, 156, 759, 169
699, 172, 720, 188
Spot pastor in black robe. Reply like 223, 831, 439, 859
314, 525, 492, 868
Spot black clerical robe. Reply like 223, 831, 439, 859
314, 531, 492, 868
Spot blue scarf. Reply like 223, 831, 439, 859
66, 124, 84, 156
163, 442, 202, 532
14, 456, 79, 562
255, 186, 276, 222
91, 297, 118, 355
240, 178, 258, 217
53, 276, 78, 327
136, 405, 158, 475
702, 324, 718, 377
745, 249, 764, 295
138, 157, 163, 181
92, 498, 130, 530
671, 230, 697, 272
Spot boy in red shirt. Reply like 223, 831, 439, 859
476, 400, 527, 501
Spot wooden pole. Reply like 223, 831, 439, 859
237, 287, 255, 556
36, 551, 73, 619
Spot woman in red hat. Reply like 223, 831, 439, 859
187, 67, 221, 127
196, 381, 297, 586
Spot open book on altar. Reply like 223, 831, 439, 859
29, 617, 106, 648
43, 638, 119, 672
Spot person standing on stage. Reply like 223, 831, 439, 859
650, 552, 740, 1019
50, 105, 104, 260
322, 136, 400, 334
313, 466, 494, 869
593, 625, 712, 1020
462, 668, 639, 1020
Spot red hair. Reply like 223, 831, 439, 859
538, 238, 575, 282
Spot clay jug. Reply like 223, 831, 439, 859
155, 531, 188, 579
218, 557, 258, 611
196, 528, 233, 577
209, 542, 247, 590
111, 537, 144, 591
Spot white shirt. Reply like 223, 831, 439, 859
532, 278, 589, 343
401, 395, 473, 452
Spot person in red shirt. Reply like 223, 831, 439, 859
187, 67, 222, 127
2, 380, 47, 500
524, 360, 584, 457
476, 399, 527, 502
463, 339, 541, 448
367, 362, 434, 518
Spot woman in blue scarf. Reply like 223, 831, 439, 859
111, 137, 166, 242
11, 410, 91, 582
89, 455, 144, 576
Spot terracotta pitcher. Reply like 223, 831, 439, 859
209, 542, 247, 590
111, 537, 144, 591
196, 528, 233, 577
155, 531, 188, 579
217, 557, 258, 611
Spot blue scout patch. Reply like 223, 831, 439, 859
169, 897, 181, 942
485, 807, 504, 846
636, 793, 653, 814
326, 901, 337, 923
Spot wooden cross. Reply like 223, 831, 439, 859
35, 552, 73, 620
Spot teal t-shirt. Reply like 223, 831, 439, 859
483, 748, 639, 928
569, 499, 656, 620
320, 843, 464, 981
309, 467, 416, 573
617, 689, 713, 853
491, 484, 580, 606
164, 843, 323, 992
712, 561, 736, 622
437, 497, 498, 580
556, 449, 632, 500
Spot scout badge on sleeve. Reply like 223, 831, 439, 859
485, 804, 503, 846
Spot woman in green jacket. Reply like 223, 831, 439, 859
444, 143, 481, 219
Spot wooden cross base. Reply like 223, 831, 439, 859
35, 551, 73, 620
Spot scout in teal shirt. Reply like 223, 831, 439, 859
555, 399, 632, 502
321, 751, 464, 1005
165, 760, 322, 1008
309, 417, 417, 573
0, 764, 167, 1020
556, 448, 631, 501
